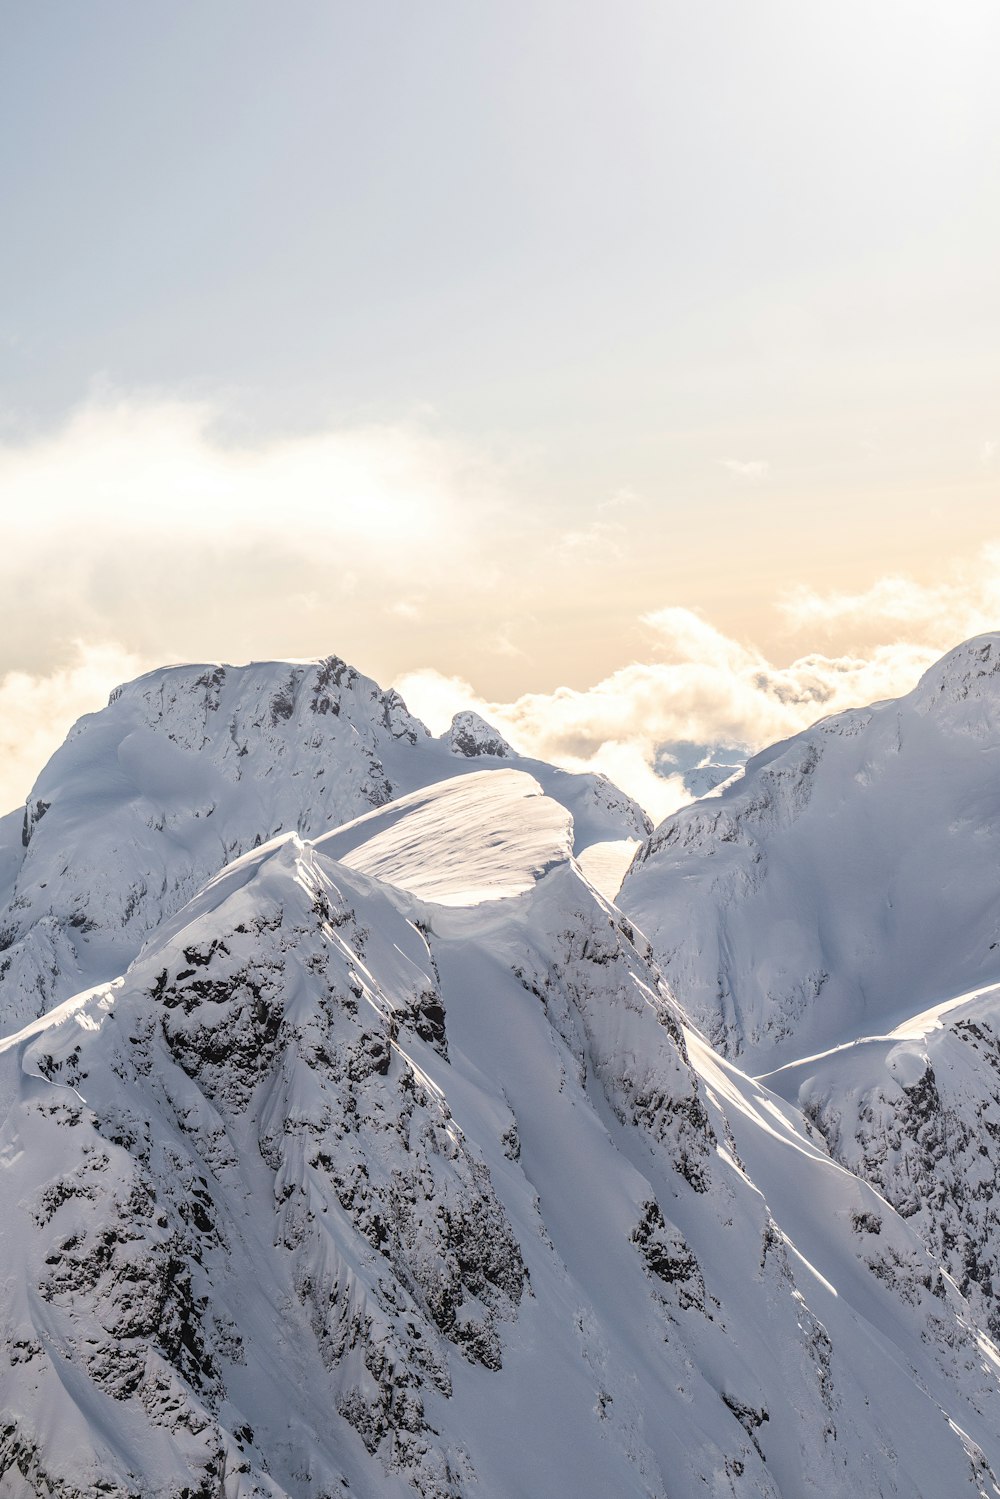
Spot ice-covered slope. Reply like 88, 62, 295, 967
5, 777, 1000, 1497
620, 633, 1000, 1069
0, 657, 648, 1035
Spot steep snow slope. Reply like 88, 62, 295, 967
621, 633, 1000, 1069
5, 778, 1000, 1496
761, 977, 1000, 1347
0, 657, 648, 1035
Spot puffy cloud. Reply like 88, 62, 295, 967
0, 392, 517, 681
0, 394, 486, 556
397, 608, 942, 823
390, 668, 479, 736
779, 544, 1000, 646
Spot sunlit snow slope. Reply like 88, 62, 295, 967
317, 768, 572, 905
621, 633, 1000, 1069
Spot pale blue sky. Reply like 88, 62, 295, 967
5, 2, 997, 461
1, 1, 999, 809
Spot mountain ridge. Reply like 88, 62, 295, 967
620, 630, 1000, 1068
0, 654, 649, 1037
7, 635, 1000, 1495
6, 766, 1000, 1496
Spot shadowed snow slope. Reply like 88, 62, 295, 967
5, 805, 1000, 1496
621, 632, 1000, 1069
0, 657, 648, 1036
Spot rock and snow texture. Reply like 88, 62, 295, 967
615, 629, 1000, 1440
0, 657, 649, 1036
763, 977, 1000, 1348
447, 711, 514, 760
6, 762, 1000, 1496
11, 635, 1000, 1495
621, 633, 1000, 1069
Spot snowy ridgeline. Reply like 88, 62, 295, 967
6, 642, 1000, 1496
0, 656, 649, 1038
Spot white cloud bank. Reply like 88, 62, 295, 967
779, 545, 1000, 646
0, 395, 485, 556
1, 393, 997, 826
395, 608, 943, 822
6, 548, 999, 821
0, 393, 519, 684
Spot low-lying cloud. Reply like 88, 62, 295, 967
2, 392, 998, 824
0, 593, 988, 825
396, 608, 947, 822
779, 545, 1000, 645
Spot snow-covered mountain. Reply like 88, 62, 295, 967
9, 636, 1000, 1496
0, 657, 648, 1037
620, 632, 1000, 1069
762, 977, 1000, 1346
6, 767, 1000, 1498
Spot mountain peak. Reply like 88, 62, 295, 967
101, 654, 428, 748
448, 709, 514, 759
912, 631, 1000, 710
0, 654, 649, 1036
620, 629, 1000, 1068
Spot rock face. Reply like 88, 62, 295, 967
0, 837, 527, 1499
620, 632, 1000, 1069
447, 711, 513, 759
5, 763, 1000, 1497
0, 657, 649, 1035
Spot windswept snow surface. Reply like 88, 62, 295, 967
620, 632, 1000, 1069
317, 768, 572, 906
0, 657, 648, 1036
575, 836, 643, 902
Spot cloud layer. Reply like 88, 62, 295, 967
780, 546, 1000, 646
2, 393, 998, 823
0, 393, 518, 684
395, 608, 944, 822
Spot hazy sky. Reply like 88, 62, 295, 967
2, 1, 999, 813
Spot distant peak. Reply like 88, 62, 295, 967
448, 709, 514, 759
913, 633, 1000, 709
100, 654, 429, 740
